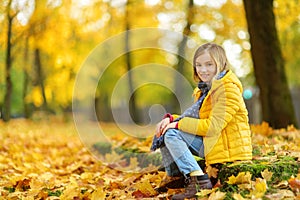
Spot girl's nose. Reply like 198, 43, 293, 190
200, 66, 207, 72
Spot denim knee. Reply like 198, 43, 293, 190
164, 129, 179, 146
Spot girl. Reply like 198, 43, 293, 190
153, 43, 252, 199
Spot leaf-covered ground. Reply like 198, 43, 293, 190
0, 119, 299, 200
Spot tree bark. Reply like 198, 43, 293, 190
125, 0, 140, 123
3, 0, 15, 122
34, 48, 48, 109
171, 0, 194, 113
23, 36, 31, 118
95, 94, 113, 122
243, 0, 298, 128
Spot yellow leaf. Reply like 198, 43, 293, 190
261, 169, 273, 182
91, 187, 106, 200
227, 175, 237, 185
251, 121, 273, 136
104, 151, 125, 164
141, 173, 159, 183
237, 183, 252, 190
135, 179, 157, 197
196, 188, 215, 197
233, 193, 247, 200
236, 172, 252, 184
208, 190, 226, 200
81, 172, 94, 181
226, 172, 252, 185
28, 178, 45, 197
128, 157, 139, 170
252, 178, 267, 198
138, 145, 151, 152
60, 181, 79, 199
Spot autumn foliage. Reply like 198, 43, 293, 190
0, 119, 299, 199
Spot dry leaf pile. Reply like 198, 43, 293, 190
0, 119, 158, 200
0, 119, 299, 200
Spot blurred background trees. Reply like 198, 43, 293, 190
0, 0, 299, 128
243, 0, 298, 128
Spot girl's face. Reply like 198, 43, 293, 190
195, 52, 217, 83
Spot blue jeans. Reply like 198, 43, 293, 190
160, 128, 204, 177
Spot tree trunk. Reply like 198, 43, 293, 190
243, 0, 298, 128
3, 0, 14, 122
171, 0, 194, 113
95, 95, 113, 122
125, 1, 140, 123
34, 48, 48, 109
23, 36, 31, 118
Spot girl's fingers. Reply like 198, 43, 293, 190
162, 124, 170, 135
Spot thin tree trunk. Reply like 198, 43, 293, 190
243, 0, 298, 128
95, 94, 113, 122
23, 36, 31, 118
171, 0, 195, 113
34, 48, 48, 109
3, 0, 14, 122
125, 1, 139, 123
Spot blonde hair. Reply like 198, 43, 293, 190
193, 42, 230, 82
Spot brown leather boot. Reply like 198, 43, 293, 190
155, 175, 185, 193
171, 174, 212, 200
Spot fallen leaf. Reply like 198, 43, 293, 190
233, 193, 247, 200
132, 190, 146, 198
123, 157, 140, 171
1, 120, 300, 200
90, 187, 106, 200
261, 168, 273, 181
226, 172, 252, 185
252, 178, 267, 198
289, 176, 300, 190
274, 180, 289, 189
196, 188, 215, 197
60, 181, 79, 199
265, 189, 295, 200
134, 179, 157, 197
206, 165, 219, 178
208, 190, 226, 200
15, 178, 31, 192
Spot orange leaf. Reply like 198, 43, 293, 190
132, 190, 146, 198
15, 178, 31, 191
288, 177, 300, 190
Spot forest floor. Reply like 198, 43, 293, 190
0, 118, 299, 200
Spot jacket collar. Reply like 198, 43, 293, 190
193, 70, 243, 99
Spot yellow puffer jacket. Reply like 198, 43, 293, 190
176, 70, 252, 165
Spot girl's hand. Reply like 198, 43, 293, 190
155, 118, 170, 137
161, 122, 178, 135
